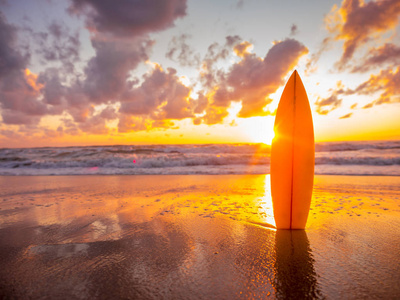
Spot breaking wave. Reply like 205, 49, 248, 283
0, 141, 399, 176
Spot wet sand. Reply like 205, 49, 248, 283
0, 175, 399, 299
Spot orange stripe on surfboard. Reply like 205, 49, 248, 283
270, 70, 314, 230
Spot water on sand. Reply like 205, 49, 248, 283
0, 175, 399, 299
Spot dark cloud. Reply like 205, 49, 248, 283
326, 0, 400, 70
0, 0, 188, 135
0, 12, 28, 78
315, 94, 342, 115
166, 34, 200, 67
1, 110, 41, 125
78, 114, 109, 135
120, 65, 194, 121
0, 2, 315, 139
20, 20, 81, 75
54, 0, 189, 135
39, 22, 80, 72
82, 37, 152, 104
100, 106, 118, 120
37, 68, 66, 105
0, 13, 54, 125
68, 0, 187, 36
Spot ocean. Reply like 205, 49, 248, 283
0, 141, 399, 176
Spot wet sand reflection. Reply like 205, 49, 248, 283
0, 175, 325, 299
274, 230, 323, 299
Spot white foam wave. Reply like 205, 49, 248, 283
0, 141, 399, 176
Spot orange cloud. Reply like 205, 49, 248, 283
339, 112, 352, 119
233, 41, 253, 57
203, 38, 308, 120
25, 69, 44, 92
325, 0, 400, 69
315, 94, 342, 115
356, 67, 400, 108
68, 0, 187, 36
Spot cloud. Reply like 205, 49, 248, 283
200, 35, 242, 89
315, 94, 342, 115
2, 0, 189, 135
325, 0, 400, 69
362, 102, 374, 109
78, 114, 109, 135
37, 68, 69, 108
290, 24, 298, 36
191, 93, 208, 114
233, 41, 253, 57
305, 37, 332, 74
82, 37, 152, 105
99, 105, 118, 120
0, 3, 311, 140
202, 106, 229, 125
205, 38, 308, 119
339, 112, 352, 119
120, 64, 194, 121
68, 0, 187, 36
31, 21, 81, 73
118, 115, 150, 133
0, 12, 28, 78
0, 0, 191, 137
352, 43, 400, 72
350, 103, 357, 109
354, 66, 400, 107
51, 0, 189, 135
0, 13, 55, 125
321, 66, 400, 111
166, 34, 201, 67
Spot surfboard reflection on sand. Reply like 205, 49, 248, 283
274, 230, 323, 299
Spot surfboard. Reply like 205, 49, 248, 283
270, 70, 314, 230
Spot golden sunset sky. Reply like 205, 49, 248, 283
1, 0, 400, 147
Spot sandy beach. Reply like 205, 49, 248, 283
0, 174, 399, 299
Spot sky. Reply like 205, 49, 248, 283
0, 0, 400, 148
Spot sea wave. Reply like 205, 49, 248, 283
0, 141, 399, 176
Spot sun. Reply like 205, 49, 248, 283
238, 116, 275, 144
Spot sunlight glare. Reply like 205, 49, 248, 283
262, 175, 276, 227
239, 116, 275, 144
